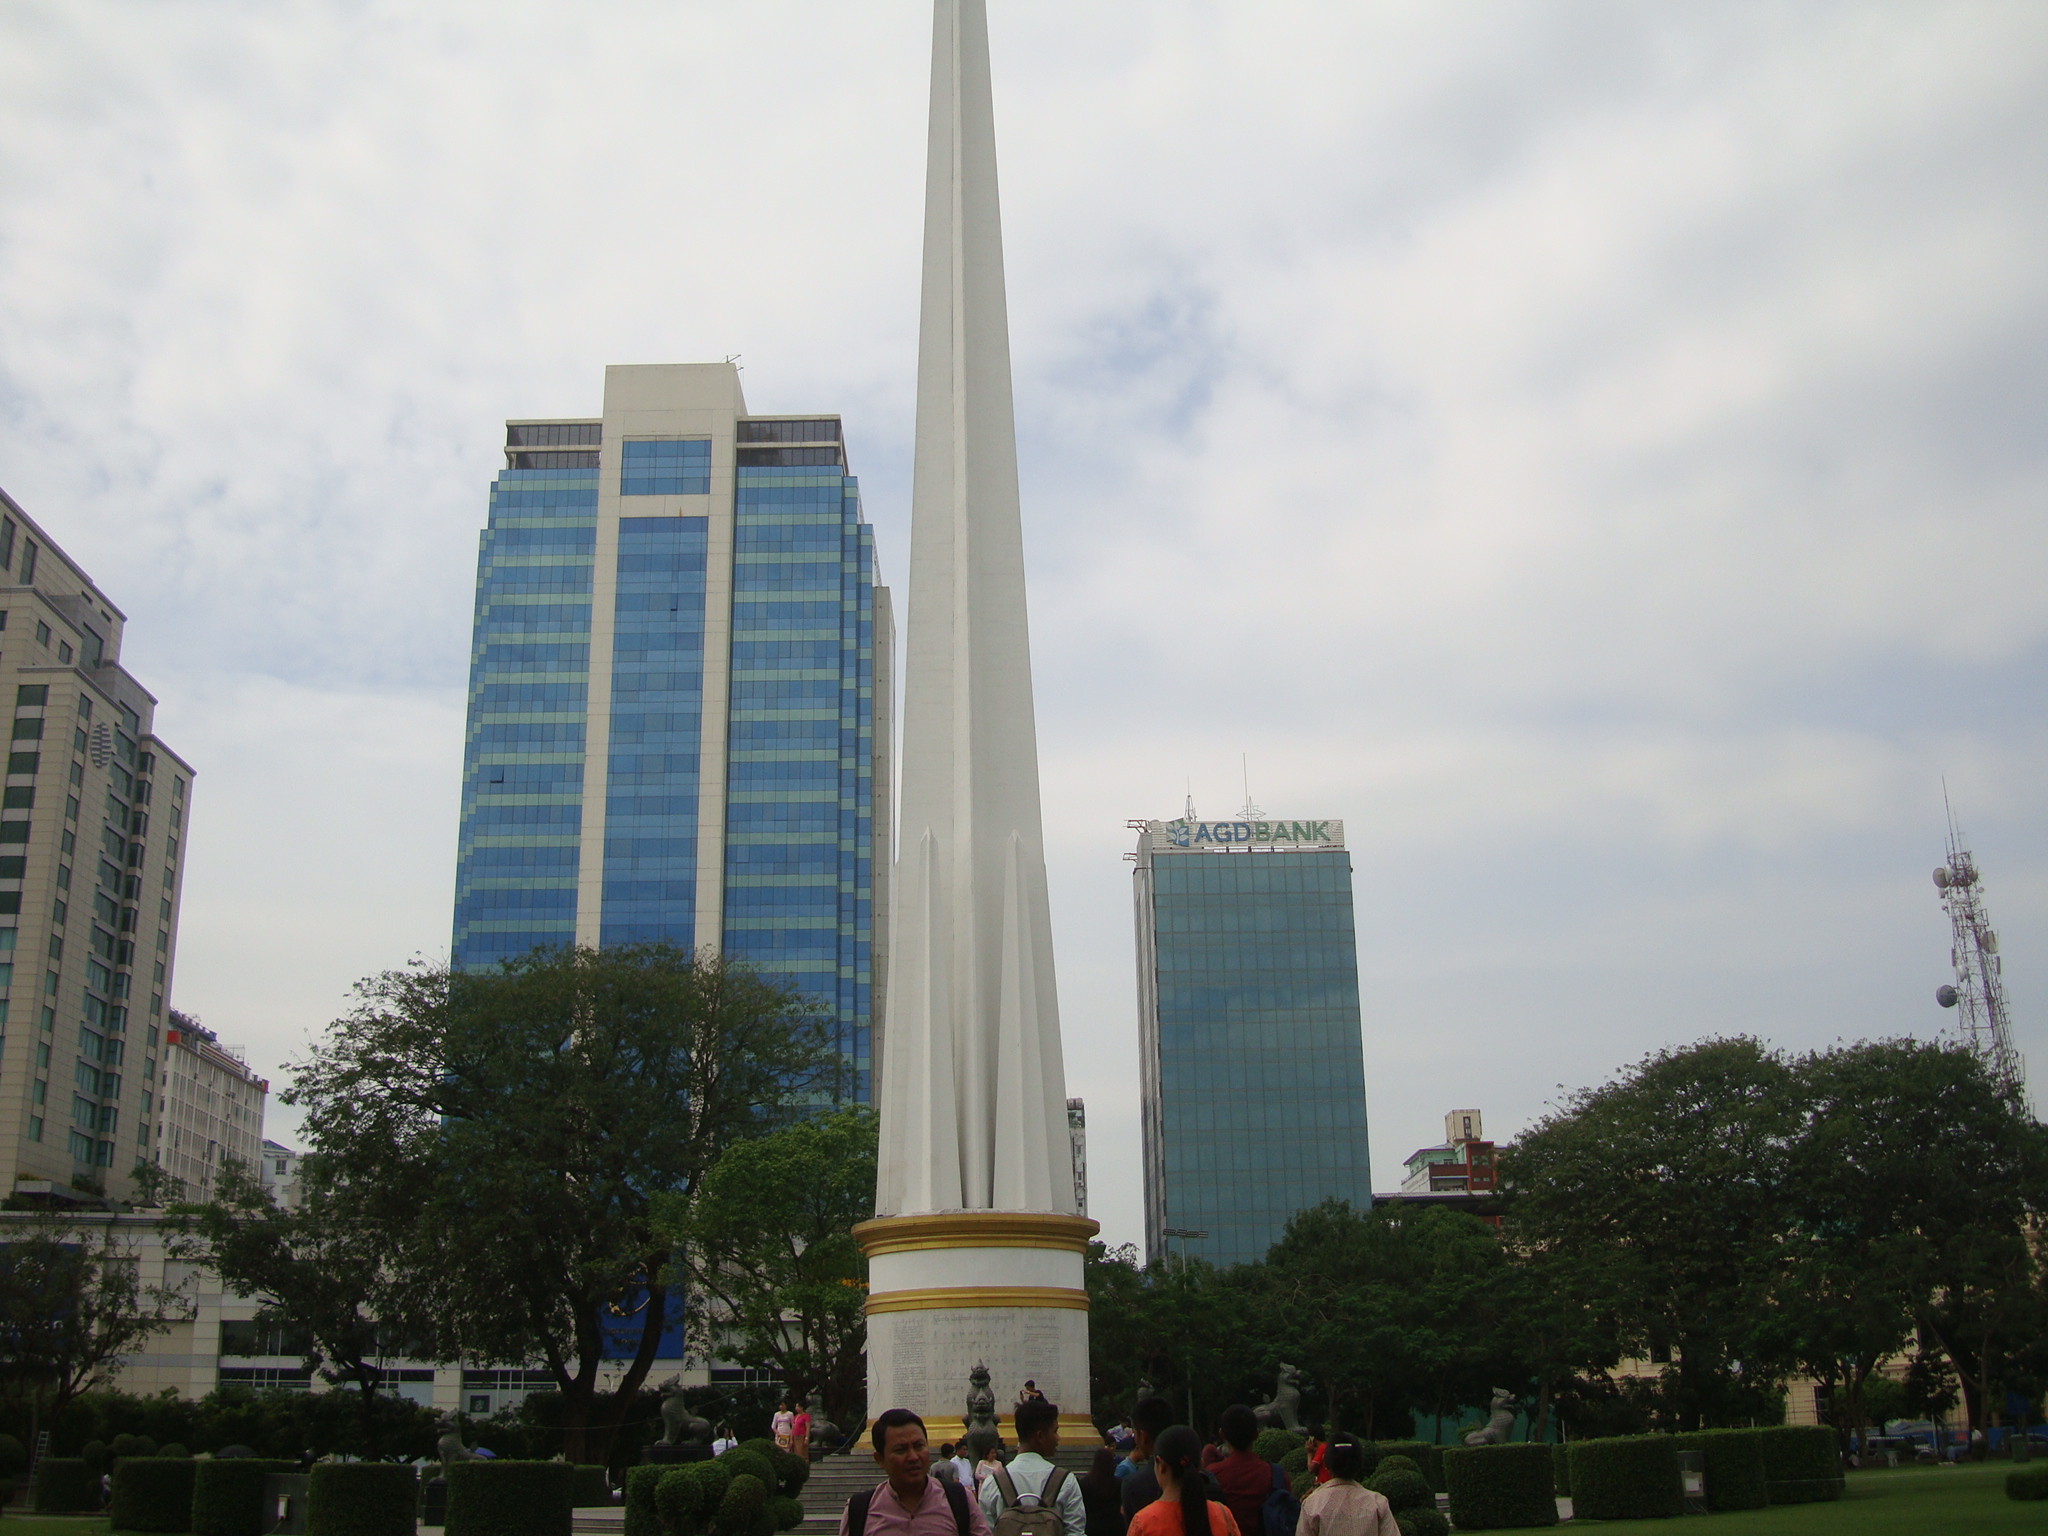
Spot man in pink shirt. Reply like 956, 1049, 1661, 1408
842, 1409, 994, 1536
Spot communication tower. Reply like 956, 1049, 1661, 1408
1933, 798, 2025, 1098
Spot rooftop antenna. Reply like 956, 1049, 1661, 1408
1238, 754, 1264, 820
1182, 777, 1198, 825
1934, 785, 2025, 1099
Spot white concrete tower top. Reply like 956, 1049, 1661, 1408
876, 0, 1075, 1217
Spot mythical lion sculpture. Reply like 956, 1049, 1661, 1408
655, 1377, 713, 1447
1252, 1364, 1304, 1432
1463, 1389, 1519, 1446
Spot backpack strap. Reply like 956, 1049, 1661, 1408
943, 1479, 972, 1536
1041, 1468, 1069, 1508
848, 1488, 876, 1536
993, 1466, 1021, 1508
1271, 1464, 1287, 1493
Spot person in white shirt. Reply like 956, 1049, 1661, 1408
951, 1445, 977, 1489
978, 1399, 1085, 1536
712, 1429, 737, 1456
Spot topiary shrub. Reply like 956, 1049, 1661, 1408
1757, 1425, 1842, 1505
0, 1433, 25, 1478
446, 1460, 575, 1536
655, 1460, 733, 1536
1365, 1467, 1432, 1514
81, 1438, 111, 1475
718, 1449, 776, 1496
134, 1434, 161, 1458
1394, 1511, 1449, 1536
194, 1456, 300, 1536
33, 1456, 99, 1514
2008, 1464, 2048, 1500
161, 1442, 192, 1458
1375, 1442, 1444, 1492
306, 1460, 418, 1536
109, 1456, 197, 1530
1354, 1442, 1385, 1479
574, 1464, 612, 1507
1253, 1429, 1304, 1464
717, 1472, 772, 1536
1670, 1429, 1767, 1512
625, 1464, 671, 1536
1549, 1444, 1569, 1498
112, 1433, 142, 1462
1375, 1455, 1422, 1479
1291, 1470, 1314, 1499
769, 1493, 805, 1531
1565, 1436, 1681, 1521
1443, 1443, 1557, 1529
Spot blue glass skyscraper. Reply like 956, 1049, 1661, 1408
1133, 813, 1371, 1267
452, 363, 892, 1098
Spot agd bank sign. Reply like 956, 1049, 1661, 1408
1147, 818, 1345, 850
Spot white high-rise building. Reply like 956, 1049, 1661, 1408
153, 1014, 265, 1204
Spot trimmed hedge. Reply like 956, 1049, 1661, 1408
1671, 1429, 1767, 1512
1565, 1435, 1681, 1521
656, 1460, 732, 1536
1365, 1467, 1433, 1514
769, 1493, 805, 1531
306, 1460, 418, 1536
161, 1442, 192, 1458
0, 1432, 25, 1478
446, 1460, 575, 1536
109, 1456, 196, 1530
195, 1456, 299, 1536
1376, 1441, 1444, 1492
574, 1464, 611, 1507
1442, 1443, 1557, 1529
1758, 1425, 1842, 1504
1394, 1512, 1449, 1536
1253, 1429, 1305, 1463
626, 1463, 670, 1536
1549, 1444, 1569, 1498
2008, 1464, 2048, 1500
33, 1456, 99, 1514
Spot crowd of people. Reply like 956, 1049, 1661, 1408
839, 1397, 1398, 1536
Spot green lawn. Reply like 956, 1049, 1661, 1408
0, 1519, 112, 1536
1569, 1461, 2032, 1532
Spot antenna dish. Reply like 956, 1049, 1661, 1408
1937, 984, 1959, 1008
1934, 867, 1951, 889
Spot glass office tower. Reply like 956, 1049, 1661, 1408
452, 363, 892, 1098
1132, 814, 1371, 1267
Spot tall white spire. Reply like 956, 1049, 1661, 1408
876, 0, 1074, 1216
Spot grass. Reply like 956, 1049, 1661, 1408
0, 1519, 113, 1535
1568, 1461, 2029, 1532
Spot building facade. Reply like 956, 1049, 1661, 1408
258, 1137, 302, 1210
1133, 813, 1372, 1268
152, 1016, 266, 1204
449, 364, 892, 1098
0, 488, 195, 1208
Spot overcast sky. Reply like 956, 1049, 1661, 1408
4, 1, 2047, 1251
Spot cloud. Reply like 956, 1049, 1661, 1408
3, 1, 2047, 1247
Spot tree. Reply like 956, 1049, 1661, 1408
655, 1105, 876, 1422
0, 1213, 190, 1454
286, 943, 839, 1463
1504, 1038, 1801, 1428
175, 1159, 424, 1458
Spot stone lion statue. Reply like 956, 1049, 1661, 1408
1463, 1389, 1519, 1446
655, 1377, 713, 1447
1253, 1364, 1304, 1432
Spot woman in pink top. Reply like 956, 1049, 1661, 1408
792, 1404, 812, 1461
1297, 1438, 1398, 1536
1127, 1427, 1241, 1536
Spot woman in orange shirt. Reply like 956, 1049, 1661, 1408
1127, 1427, 1242, 1536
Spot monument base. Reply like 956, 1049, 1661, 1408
855, 1211, 1099, 1433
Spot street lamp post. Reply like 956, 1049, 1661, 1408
1160, 1228, 1209, 1431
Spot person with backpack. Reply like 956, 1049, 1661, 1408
1125, 1426, 1240, 1536
1295, 1437, 1395, 1536
979, 1397, 1086, 1536
1207, 1406, 1273, 1536
841, 1408, 994, 1536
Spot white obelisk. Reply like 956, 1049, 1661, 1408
856, 0, 1097, 1435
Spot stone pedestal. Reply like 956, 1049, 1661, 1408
643, 1443, 711, 1465
856, 1210, 1097, 1435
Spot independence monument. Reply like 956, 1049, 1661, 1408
855, 0, 1097, 1431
